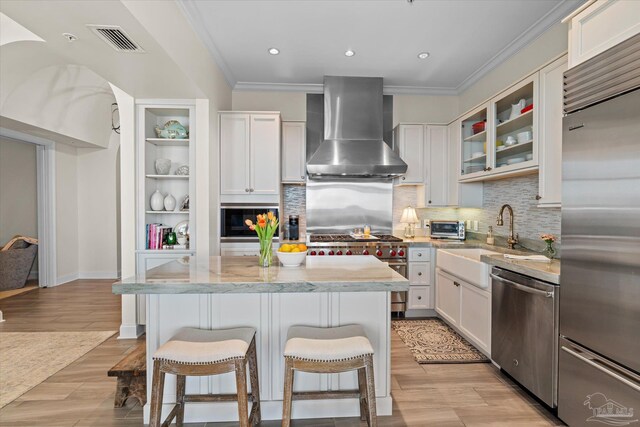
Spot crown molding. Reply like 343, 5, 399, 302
456, 0, 584, 93
176, 0, 237, 88
383, 85, 458, 96
233, 82, 324, 93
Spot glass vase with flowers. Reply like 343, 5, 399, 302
245, 212, 279, 267
540, 233, 557, 259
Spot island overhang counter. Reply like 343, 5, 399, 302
113, 256, 409, 424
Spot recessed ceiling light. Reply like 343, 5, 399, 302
268, 47, 280, 55
417, 52, 430, 59
344, 50, 355, 57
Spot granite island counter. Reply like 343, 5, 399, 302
113, 256, 409, 424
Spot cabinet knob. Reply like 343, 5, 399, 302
428, 200, 432, 204
418, 272, 422, 276
513, 359, 519, 367
402, 177, 406, 180
245, 188, 250, 192
487, 167, 492, 171
301, 175, 305, 179
417, 296, 422, 300
250, 188, 254, 192
454, 281, 460, 287
535, 195, 542, 200
417, 253, 422, 257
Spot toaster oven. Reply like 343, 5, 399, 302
429, 220, 465, 240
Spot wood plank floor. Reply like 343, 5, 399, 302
0, 280, 563, 426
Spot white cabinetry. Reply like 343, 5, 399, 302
407, 248, 434, 313
537, 55, 568, 208
447, 120, 483, 207
425, 125, 448, 206
566, 0, 640, 69
435, 268, 491, 355
219, 112, 280, 201
281, 121, 306, 183
395, 124, 425, 185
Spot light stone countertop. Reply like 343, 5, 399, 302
480, 253, 560, 284
113, 256, 409, 295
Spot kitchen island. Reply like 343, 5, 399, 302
113, 256, 408, 424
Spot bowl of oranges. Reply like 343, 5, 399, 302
276, 243, 307, 267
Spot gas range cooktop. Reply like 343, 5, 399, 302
309, 234, 403, 243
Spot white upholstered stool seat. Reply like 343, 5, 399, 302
284, 324, 374, 362
153, 327, 255, 364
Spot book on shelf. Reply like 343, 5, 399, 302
146, 223, 174, 250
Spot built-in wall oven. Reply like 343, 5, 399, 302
220, 204, 279, 241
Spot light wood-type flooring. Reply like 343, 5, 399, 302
0, 280, 563, 426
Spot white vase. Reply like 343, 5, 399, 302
150, 190, 164, 211
164, 194, 176, 211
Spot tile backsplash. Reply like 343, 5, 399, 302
285, 174, 560, 252
394, 174, 561, 252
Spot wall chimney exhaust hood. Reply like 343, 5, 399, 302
306, 76, 407, 178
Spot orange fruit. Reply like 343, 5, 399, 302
297, 244, 307, 251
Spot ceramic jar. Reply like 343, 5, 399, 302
150, 190, 164, 211
164, 194, 176, 211
155, 159, 171, 175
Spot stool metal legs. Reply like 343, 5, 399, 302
149, 337, 261, 427
281, 354, 377, 427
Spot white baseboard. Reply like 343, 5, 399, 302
118, 324, 145, 340
78, 271, 119, 279
55, 272, 79, 286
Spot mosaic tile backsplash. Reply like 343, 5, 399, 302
286, 174, 561, 252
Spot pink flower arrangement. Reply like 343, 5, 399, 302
540, 233, 556, 243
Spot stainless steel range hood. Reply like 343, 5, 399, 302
306, 76, 407, 178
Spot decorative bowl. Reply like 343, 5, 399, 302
175, 165, 189, 176
155, 120, 188, 139
276, 251, 306, 267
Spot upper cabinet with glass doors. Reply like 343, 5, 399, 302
459, 74, 539, 182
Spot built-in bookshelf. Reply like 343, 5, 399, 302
136, 104, 196, 264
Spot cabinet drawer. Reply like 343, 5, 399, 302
408, 286, 432, 310
409, 248, 430, 262
409, 263, 429, 285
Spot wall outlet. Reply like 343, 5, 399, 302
423, 219, 430, 229
473, 220, 479, 231
466, 220, 472, 229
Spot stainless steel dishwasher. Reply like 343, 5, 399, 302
491, 267, 559, 407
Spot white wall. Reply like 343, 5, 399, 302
232, 91, 306, 121
458, 22, 568, 114
0, 138, 38, 276
393, 94, 459, 125
76, 131, 121, 278
54, 142, 79, 283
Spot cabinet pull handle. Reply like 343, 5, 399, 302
454, 281, 460, 287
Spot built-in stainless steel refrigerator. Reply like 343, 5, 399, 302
559, 33, 640, 426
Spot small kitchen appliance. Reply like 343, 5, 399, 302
429, 220, 465, 240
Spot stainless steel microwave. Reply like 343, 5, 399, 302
220, 204, 279, 241
429, 220, 465, 240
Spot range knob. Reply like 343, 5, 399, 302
398, 249, 405, 257
318, 250, 325, 256
362, 249, 370, 255
310, 251, 317, 256
390, 249, 397, 257
328, 250, 335, 256
376, 249, 383, 257
346, 250, 353, 256
336, 250, 343, 255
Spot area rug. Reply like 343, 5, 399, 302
392, 319, 489, 364
0, 331, 116, 408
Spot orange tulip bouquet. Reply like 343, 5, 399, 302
245, 211, 279, 267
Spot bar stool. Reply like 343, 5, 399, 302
149, 327, 260, 427
281, 325, 377, 427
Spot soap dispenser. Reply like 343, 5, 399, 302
487, 226, 495, 245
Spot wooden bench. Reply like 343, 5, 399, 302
108, 342, 147, 407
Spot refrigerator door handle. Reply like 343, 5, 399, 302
561, 345, 640, 393
490, 274, 554, 298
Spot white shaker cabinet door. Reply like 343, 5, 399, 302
220, 113, 251, 195
281, 121, 306, 183
426, 125, 448, 206
538, 55, 567, 208
397, 124, 425, 185
435, 270, 460, 327
459, 282, 491, 355
250, 114, 281, 195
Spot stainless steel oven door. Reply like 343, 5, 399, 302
388, 261, 407, 314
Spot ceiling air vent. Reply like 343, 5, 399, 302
87, 25, 145, 53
